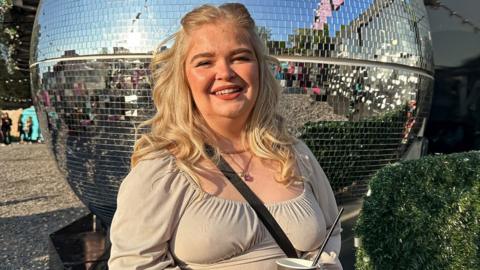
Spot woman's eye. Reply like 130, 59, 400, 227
195, 61, 211, 67
233, 56, 251, 62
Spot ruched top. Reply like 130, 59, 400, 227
108, 141, 342, 270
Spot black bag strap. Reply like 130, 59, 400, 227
205, 145, 298, 258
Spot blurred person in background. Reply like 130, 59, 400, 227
17, 114, 25, 144
24, 116, 33, 144
1, 112, 12, 146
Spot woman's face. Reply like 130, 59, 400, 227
185, 22, 259, 128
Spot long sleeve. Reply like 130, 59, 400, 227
295, 141, 343, 270
108, 154, 196, 270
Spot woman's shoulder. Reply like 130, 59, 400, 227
122, 150, 195, 194
134, 149, 176, 171
291, 139, 327, 181
292, 138, 315, 161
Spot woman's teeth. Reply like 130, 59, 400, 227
214, 88, 241, 95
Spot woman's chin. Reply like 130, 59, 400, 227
208, 108, 249, 121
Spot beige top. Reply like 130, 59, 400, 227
109, 141, 342, 270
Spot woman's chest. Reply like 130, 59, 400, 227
169, 185, 326, 265
197, 158, 304, 204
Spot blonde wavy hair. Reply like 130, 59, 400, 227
132, 3, 300, 185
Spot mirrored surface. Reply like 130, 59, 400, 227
30, 0, 434, 224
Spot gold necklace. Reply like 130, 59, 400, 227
227, 153, 254, 181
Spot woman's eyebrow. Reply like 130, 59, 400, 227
231, 48, 254, 56
189, 48, 254, 64
189, 52, 215, 64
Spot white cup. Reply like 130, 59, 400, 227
276, 258, 323, 270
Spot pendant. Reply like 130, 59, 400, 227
242, 172, 253, 181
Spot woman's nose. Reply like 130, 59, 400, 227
215, 61, 235, 80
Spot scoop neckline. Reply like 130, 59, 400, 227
199, 181, 308, 208
175, 147, 310, 208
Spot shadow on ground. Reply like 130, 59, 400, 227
0, 206, 88, 268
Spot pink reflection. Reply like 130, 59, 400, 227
313, 0, 345, 29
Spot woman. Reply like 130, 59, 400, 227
1, 112, 12, 145
109, 3, 342, 269
17, 115, 25, 144
24, 116, 33, 143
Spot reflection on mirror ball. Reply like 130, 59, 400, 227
30, 0, 433, 224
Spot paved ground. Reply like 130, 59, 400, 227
0, 143, 88, 269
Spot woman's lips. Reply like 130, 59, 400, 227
214, 92, 242, 100
210, 87, 244, 100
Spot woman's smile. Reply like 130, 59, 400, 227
211, 84, 245, 100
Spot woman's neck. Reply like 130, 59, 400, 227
205, 118, 248, 152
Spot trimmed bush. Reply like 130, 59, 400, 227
355, 151, 480, 270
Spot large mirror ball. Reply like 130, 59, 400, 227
30, 0, 433, 225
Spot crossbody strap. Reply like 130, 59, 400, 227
205, 145, 298, 258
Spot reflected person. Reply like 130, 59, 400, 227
109, 3, 342, 270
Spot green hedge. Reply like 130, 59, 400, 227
355, 151, 480, 270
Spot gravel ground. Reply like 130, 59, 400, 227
278, 94, 347, 134
0, 143, 89, 269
